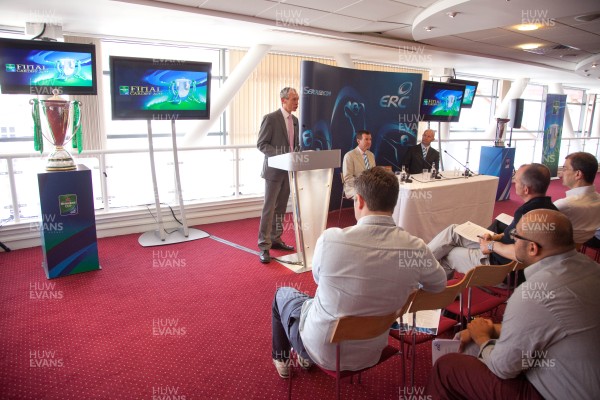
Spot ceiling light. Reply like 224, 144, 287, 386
447, 12, 458, 18
425, 26, 434, 31
592, 64, 598, 68
516, 23, 541, 31
518, 43, 542, 50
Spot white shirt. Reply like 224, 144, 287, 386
554, 185, 600, 243
298, 215, 447, 371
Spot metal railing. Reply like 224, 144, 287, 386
2, 137, 599, 226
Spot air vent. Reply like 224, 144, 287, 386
574, 13, 600, 22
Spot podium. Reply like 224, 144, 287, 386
268, 150, 341, 273
37, 165, 100, 279
479, 146, 516, 201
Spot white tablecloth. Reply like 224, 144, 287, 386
392, 174, 499, 243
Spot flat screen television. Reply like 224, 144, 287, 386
419, 80, 466, 122
0, 38, 97, 95
109, 56, 211, 120
448, 78, 479, 108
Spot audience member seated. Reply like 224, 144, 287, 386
427, 209, 600, 399
270, 167, 446, 378
427, 163, 557, 278
554, 152, 600, 245
402, 129, 440, 175
342, 130, 375, 198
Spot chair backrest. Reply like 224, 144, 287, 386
330, 311, 399, 344
465, 261, 517, 288
406, 273, 469, 314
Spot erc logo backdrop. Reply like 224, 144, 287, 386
299, 61, 422, 210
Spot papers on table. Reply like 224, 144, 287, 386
454, 221, 494, 243
495, 213, 514, 226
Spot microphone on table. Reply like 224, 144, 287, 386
386, 160, 412, 183
422, 158, 442, 179
443, 150, 476, 177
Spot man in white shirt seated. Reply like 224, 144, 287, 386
270, 167, 447, 378
554, 152, 600, 245
427, 209, 600, 399
341, 130, 375, 198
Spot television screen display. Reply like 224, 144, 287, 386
449, 78, 479, 108
419, 80, 465, 122
0, 38, 97, 95
110, 56, 211, 120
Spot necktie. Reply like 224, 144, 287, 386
422, 146, 428, 160
363, 152, 370, 170
287, 115, 294, 152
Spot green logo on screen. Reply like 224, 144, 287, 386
59, 194, 78, 216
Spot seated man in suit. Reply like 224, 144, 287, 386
402, 129, 440, 175
428, 163, 557, 278
270, 167, 446, 378
342, 130, 375, 198
427, 209, 600, 399
554, 152, 600, 245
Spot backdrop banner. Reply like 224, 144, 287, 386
299, 61, 423, 210
541, 93, 567, 177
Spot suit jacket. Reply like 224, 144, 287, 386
403, 143, 440, 175
342, 147, 376, 198
257, 109, 299, 181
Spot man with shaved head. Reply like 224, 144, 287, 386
427, 209, 600, 399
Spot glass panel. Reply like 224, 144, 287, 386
452, 96, 494, 131
513, 139, 537, 167
76, 156, 104, 210
566, 104, 581, 133
521, 101, 543, 131
238, 148, 266, 196
0, 159, 11, 222
13, 157, 46, 220
521, 84, 544, 100
178, 149, 236, 200
104, 153, 157, 208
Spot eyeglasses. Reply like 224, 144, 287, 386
509, 228, 542, 248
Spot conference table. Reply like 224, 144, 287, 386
392, 173, 499, 243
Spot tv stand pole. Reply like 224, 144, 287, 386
138, 119, 209, 247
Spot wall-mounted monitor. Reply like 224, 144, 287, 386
448, 78, 479, 108
419, 80, 466, 122
0, 37, 97, 95
109, 56, 211, 120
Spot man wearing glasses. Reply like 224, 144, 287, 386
427, 209, 600, 399
428, 163, 557, 278
553, 152, 600, 245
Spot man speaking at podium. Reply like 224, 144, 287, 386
403, 129, 440, 175
257, 87, 299, 264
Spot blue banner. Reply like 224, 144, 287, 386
541, 93, 567, 177
299, 61, 422, 209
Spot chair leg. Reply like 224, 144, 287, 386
337, 195, 345, 226
288, 350, 294, 400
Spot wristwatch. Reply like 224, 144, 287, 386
487, 241, 495, 253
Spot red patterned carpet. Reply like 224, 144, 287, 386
0, 175, 597, 399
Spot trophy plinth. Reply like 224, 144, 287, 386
31, 91, 82, 172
